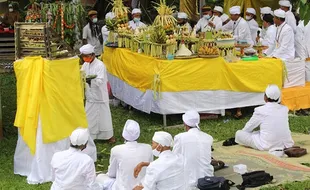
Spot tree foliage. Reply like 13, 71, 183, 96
299, 0, 310, 25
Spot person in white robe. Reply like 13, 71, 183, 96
51, 128, 102, 190
246, 8, 259, 45
294, 9, 307, 59
221, 13, 234, 33
229, 6, 254, 45
213, 6, 223, 18
80, 44, 115, 142
195, 6, 222, 32
235, 85, 294, 151
96, 120, 153, 190
133, 131, 186, 190
270, 9, 295, 61
128, 8, 146, 30
279, 0, 297, 33
177, 12, 192, 33
257, 14, 276, 56
259, 7, 274, 39
102, 12, 115, 46
173, 110, 214, 188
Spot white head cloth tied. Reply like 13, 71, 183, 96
221, 14, 229, 22
182, 110, 200, 129
152, 131, 173, 147
132, 8, 142, 15
178, 12, 188, 19
229, 6, 241, 15
105, 12, 115, 20
79, 44, 95, 54
70, 128, 89, 146
279, 0, 292, 11
274, 9, 286, 18
214, 6, 223, 13
246, 8, 256, 15
260, 7, 273, 15
122, 119, 140, 141
265, 84, 281, 101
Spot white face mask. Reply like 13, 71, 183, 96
152, 145, 161, 157
246, 16, 252, 21
9, 8, 13, 12
203, 15, 211, 20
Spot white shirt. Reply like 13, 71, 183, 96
242, 102, 294, 151
233, 17, 254, 45
83, 23, 103, 56
81, 58, 109, 103
51, 148, 101, 190
178, 22, 193, 33
247, 19, 259, 45
129, 20, 146, 30
285, 11, 297, 33
142, 150, 186, 190
295, 20, 307, 59
196, 15, 222, 32
107, 141, 153, 190
259, 25, 276, 56
221, 19, 233, 33
101, 25, 109, 45
304, 22, 310, 58
271, 22, 295, 61
173, 128, 214, 187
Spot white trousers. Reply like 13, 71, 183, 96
96, 174, 116, 190
235, 130, 258, 150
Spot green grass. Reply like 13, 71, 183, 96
1, 73, 310, 190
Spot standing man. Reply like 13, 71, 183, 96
279, 0, 296, 33
213, 6, 223, 18
195, 6, 222, 32
96, 120, 153, 190
173, 110, 214, 188
83, 10, 103, 57
133, 131, 186, 190
129, 8, 146, 30
246, 8, 259, 45
80, 44, 115, 143
229, 6, 254, 46
270, 9, 295, 61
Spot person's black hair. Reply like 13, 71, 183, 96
267, 98, 279, 102
252, 15, 257, 20
88, 18, 102, 40
263, 14, 274, 25
280, 17, 285, 22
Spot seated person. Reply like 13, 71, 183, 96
133, 131, 186, 190
173, 110, 214, 187
177, 12, 192, 33
96, 120, 153, 190
235, 85, 294, 151
51, 128, 101, 190
129, 8, 146, 30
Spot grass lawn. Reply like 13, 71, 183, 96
1, 73, 310, 190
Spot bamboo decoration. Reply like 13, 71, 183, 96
60, 3, 64, 40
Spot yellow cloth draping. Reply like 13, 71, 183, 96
103, 47, 283, 93
14, 57, 87, 154
282, 82, 310, 111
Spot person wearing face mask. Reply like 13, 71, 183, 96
279, 0, 297, 33
221, 13, 234, 33
80, 44, 115, 143
195, 6, 222, 32
51, 128, 102, 190
177, 12, 192, 33
246, 8, 259, 45
129, 8, 146, 30
133, 131, 186, 190
82, 10, 103, 57
257, 14, 277, 56
173, 110, 214, 188
96, 120, 153, 190
2, 4, 20, 28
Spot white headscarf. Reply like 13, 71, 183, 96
79, 44, 95, 54
279, 0, 292, 11
177, 12, 188, 19
246, 8, 256, 15
152, 131, 173, 147
182, 110, 200, 129
214, 6, 223, 13
260, 7, 273, 15
70, 128, 89, 146
229, 6, 241, 15
122, 119, 140, 141
105, 12, 115, 20
221, 13, 230, 22
265, 84, 281, 101
132, 8, 142, 15
274, 9, 286, 18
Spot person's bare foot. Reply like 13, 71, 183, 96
108, 137, 116, 144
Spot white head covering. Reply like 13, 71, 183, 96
70, 128, 89, 146
274, 9, 286, 18
122, 119, 140, 141
265, 84, 281, 100
221, 13, 230, 22
229, 6, 241, 15
214, 6, 223, 13
177, 12, 188, 19
246, 8, 256, 15
260, 7, 273, 15
152, 131, 173, 147
279, 0, 291, 7
182, 110, 200, 129
105, 12, 115, 20
79, 44, 95, 54
132, 8, 142, 15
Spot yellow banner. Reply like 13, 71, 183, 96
103, 47, 283, 93
14, 57, 87, 154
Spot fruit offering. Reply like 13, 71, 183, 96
112, 0, 129, 25
198, 46, 219, 55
